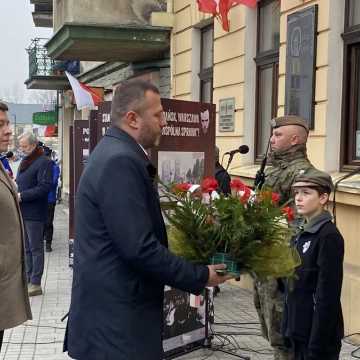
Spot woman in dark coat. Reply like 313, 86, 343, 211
282, 168, 344, 360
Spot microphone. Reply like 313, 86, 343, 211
224, 145, 249, 156
222, 145, 250, 174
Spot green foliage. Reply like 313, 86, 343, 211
161, 182, 301, 279
162, 190, 221, 264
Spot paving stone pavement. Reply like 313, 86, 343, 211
1, 204, 358, 360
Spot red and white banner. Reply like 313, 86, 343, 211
65, 71, 103, 110
197, 0, 257, 32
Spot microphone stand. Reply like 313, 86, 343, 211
224, 152, 236, 174
217, 152, 237, 195
254, 138, 271, 190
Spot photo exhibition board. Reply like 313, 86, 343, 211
152, 99, 216, 185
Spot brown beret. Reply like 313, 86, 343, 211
292, 168, 334, 193
270, 115, 309, 133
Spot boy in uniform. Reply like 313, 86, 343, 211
283, 169, 344, 360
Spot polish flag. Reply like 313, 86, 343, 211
65, 71, 103, 110
197, 0, 257, 32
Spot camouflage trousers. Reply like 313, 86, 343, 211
254, 278, 294, 360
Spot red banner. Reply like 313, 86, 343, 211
197, 0, 257, 32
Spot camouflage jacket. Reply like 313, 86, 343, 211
264, 144, 314, 206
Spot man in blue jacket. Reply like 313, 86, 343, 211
16, 133, 52, 297
43, 147, 60, 252
63, 80, 231, 360
0, 151, 14, 178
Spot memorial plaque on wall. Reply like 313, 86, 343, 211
285, 5, 318, 128
219, 98, 235, 132
152, 99, 216, 185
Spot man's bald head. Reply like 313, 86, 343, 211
270, 124, 308, 152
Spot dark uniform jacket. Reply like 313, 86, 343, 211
265, 144, 314, 205
64, 127, 209, 360
283, 211, 344, 358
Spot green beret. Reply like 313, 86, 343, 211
270, 115, 309, 133
292, 168, 334, 193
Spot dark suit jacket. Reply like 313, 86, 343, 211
64, 127, 209, 360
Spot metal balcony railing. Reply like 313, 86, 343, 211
27, 38, 80, 79
27, 38, 55, 78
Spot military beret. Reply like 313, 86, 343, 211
292, 168, 334, 193
270, 115, 309, 133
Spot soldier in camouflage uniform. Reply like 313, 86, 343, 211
254, 115, 314, 360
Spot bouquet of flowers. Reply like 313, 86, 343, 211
160, 177, 301, 279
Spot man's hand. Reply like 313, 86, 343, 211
17, 193, 21, 202
206, 263, 234, 287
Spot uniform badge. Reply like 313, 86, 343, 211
270, 119, 277, 127
299, 169, 305, 175
303, 241, 311, 253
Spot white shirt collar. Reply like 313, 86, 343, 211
138, 143, 148, 157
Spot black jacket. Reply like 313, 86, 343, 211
64, 127, 209, 360
16, 149, 52, 222
283, 211, 344, 358
215, 162, 231, 195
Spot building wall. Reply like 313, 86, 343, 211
53, 0, 167, 31
279, 0, 344, 173
172, 0, 360, 335
332, 188, 360, 335
171, 1, 249, 169
280, 0, 360, 338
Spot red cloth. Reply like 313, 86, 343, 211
197, 0, 257, 32
44, 125, 58, 138
197, 0, 217, 14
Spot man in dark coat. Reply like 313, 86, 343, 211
64, 80, 230, 360
16, 132, 52, 297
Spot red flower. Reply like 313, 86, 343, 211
282, 206, 295, 222
272, 192, 280, 204
230, 179, 247, 191
174, 183, 192, 192
201, 177, 219, 193
240, 187, 251, 204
